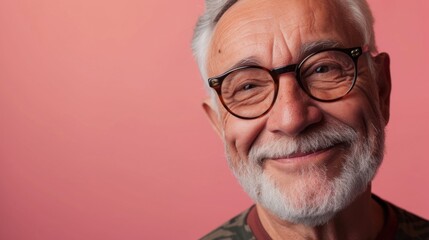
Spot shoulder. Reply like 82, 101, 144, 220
200, 207, 255, 240
385, 199, 429, 239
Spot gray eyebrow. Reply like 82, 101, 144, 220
209, 57, 261, 78
229, 57, 262, 69
299, 40, 343, 60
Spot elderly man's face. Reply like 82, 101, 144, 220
204, 0, 391, 225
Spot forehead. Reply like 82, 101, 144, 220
207, 0, 360, 76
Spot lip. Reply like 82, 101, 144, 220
262, 144, 343, 170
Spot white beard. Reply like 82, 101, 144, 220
225, 118, 385, 226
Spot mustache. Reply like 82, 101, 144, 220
248, 122, 358, 164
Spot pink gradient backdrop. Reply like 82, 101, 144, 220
0, 0, 427, 239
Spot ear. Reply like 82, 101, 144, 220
373, 52, 392, 125
202, 97, 223, 138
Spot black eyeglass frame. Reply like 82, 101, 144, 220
208, 47, 363, 119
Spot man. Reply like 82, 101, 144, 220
192, 0, 429, 239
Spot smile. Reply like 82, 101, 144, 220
261, 143, 345, 168
274, 145, 334, 160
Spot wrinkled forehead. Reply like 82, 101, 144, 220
207, 0, 360, 76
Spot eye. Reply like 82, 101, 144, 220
315, 65, 330, 73
242, 84, 256, 90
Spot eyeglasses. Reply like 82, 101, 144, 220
208, 47, 363, 119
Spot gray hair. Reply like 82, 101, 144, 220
191, 0, 378, 92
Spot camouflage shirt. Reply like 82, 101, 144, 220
200, 195, 429, 240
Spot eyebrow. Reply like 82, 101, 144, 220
299, 40, 343, 60
229, 57, 262, 69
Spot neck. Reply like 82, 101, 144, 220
257, 188, 384, 240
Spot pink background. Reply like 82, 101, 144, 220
0, 0, 428, 239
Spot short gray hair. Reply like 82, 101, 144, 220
191, 0, 378, 92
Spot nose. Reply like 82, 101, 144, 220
266, 76, 323, 137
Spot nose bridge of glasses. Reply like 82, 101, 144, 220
272, 64, 297, 76
270, 63, 308, 108
271, 63, 302, 94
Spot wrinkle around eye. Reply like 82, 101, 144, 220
224, 87, 273, 107
223, 86, 263, 104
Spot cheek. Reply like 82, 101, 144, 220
222, 114, 266, 162
321, 92, 381, 139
